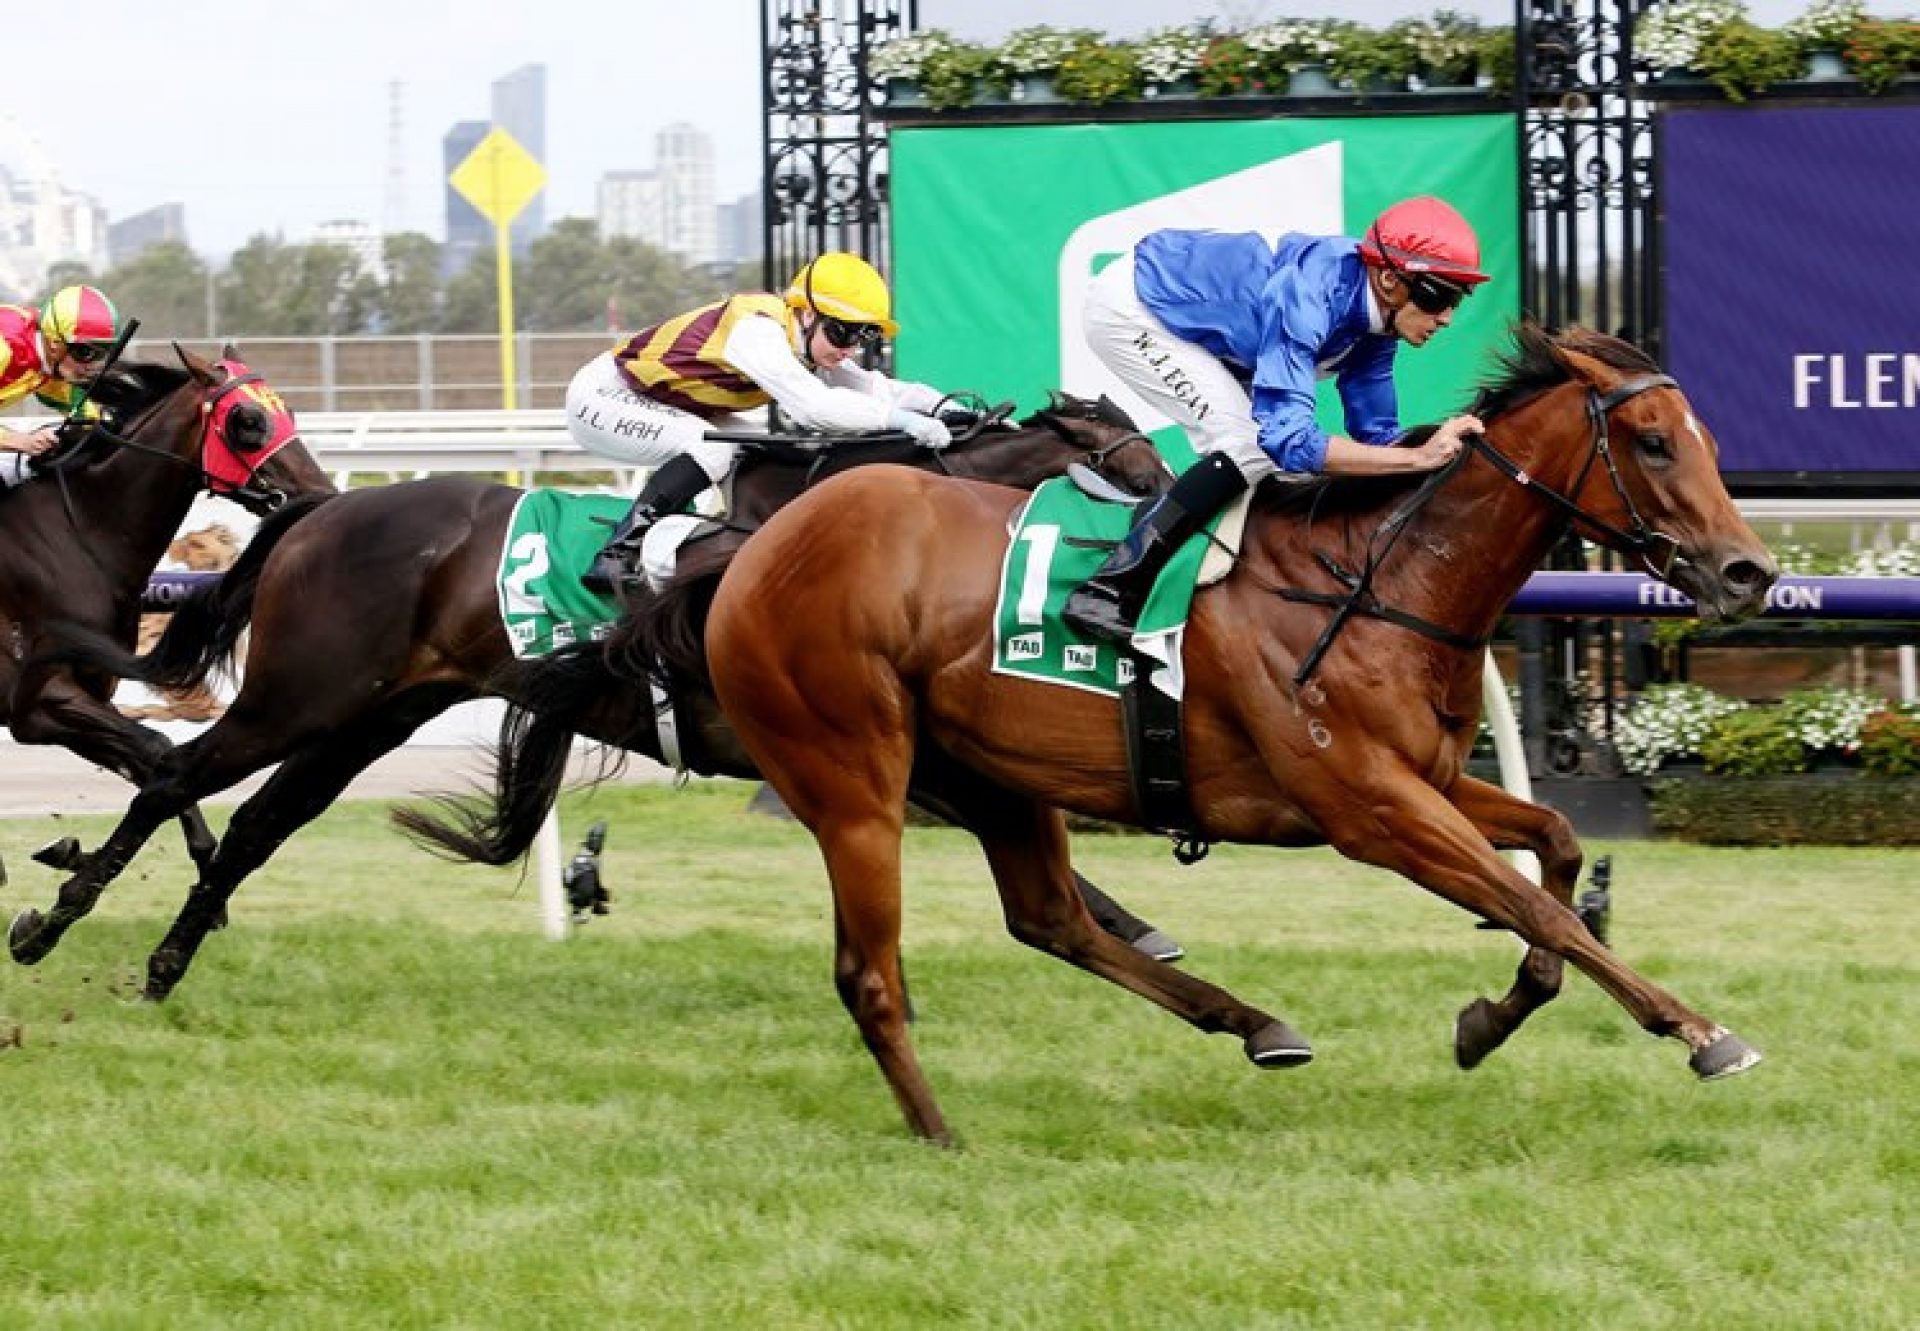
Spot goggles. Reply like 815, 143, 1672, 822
65, 342, 111, 365
821, 316, 882, 350
1406, 273, 1468, 316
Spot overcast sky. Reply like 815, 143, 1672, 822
4, 0, 1878, 262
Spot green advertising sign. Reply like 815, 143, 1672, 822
890, 115, 1519, 447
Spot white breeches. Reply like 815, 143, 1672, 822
0, 453, 31, 488
565, 352, 762, 483
1081, 252, 1278, 486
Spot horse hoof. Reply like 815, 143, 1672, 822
32, 837, 82, 872
8, 909, 47, 964
1131, 929, 1185, 964
1245, 1020, 1313, 1068
1454, 997, 1506, 1070
1689, 1029, 1763, 1081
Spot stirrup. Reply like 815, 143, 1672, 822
1062, 579, 1135, 643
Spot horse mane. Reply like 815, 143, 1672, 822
82, 361, 190, 415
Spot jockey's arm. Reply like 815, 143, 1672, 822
723, 315, 899, 434
817, 357, 946, 416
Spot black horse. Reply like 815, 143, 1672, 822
0, 347, 333, 872
19, 397, 1182, 995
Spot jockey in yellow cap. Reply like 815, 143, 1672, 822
565, 252, 954, 594
0, 285, 124, 488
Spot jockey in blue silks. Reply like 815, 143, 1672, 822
1063, 195, 1493, 644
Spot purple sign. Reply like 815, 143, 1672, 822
1662, 105, 1920, 482
1509, 573, 1920, 619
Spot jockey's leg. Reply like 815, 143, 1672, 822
1063, 452, 1246, 642
1063, 252, 1272, 643
564, 352, 729, 593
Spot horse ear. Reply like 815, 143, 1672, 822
174, 342, 217, 382
1093, 394, 1139, 430
220, 341, 242, 361
1548, 336, 1624, 394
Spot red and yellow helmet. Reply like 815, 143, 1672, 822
1358, 197, 1489, 288
40, 285, 122, 348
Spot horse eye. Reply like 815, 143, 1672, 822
1637, 431, 1672, 462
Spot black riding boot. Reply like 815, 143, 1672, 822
1062, 451, 1247, 643
582, 453, 714, 594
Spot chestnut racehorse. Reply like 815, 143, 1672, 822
12, 398, 1173, 995
701, 325, 1780, 1142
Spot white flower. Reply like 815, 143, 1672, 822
1634, 0, 1746, 71
1614, 683, 1747, 774
995, 25, 1093, 75
1244, 18, 1343, 68
870, 30, 956, 81
1784, 0, 1867, 48
1781, 686, 1882, 753
1134, 25, 1209, 83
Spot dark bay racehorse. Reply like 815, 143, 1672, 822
692, 325, 1779, 1142
0, 348, 333, 870
12, 398, 1173, 994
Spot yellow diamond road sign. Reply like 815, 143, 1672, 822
449, 127, 547, 227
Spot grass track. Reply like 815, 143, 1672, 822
1, 781, 1913, 1329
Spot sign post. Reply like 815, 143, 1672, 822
448, 126, 547, 412
449, 127, 567, 939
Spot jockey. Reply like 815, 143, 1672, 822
566, 252, 954, 593
0, 284, 123, 488
1062, 195, 1492, 643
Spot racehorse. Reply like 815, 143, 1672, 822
694, 325, 1779, 1142
0, 347, 333, 873
11, 398, 1174, 995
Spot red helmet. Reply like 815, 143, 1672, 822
1358, 196, 1489, 288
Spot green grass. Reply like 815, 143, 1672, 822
1, 782, 1913, 1329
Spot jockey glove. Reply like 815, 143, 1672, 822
889, 408, 952, 450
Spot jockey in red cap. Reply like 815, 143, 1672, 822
1064, 196, 1493, 644
0, 285, 125, 488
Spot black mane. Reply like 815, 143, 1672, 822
82, 360, 190, 416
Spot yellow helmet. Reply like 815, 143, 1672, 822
785, 252, 899, 337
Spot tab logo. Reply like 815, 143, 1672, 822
1063, 644, 1099, 672
1058, 141, 1345, 432
1008, 632, 1044, 662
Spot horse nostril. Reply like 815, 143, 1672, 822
1722, 557, 1774, 594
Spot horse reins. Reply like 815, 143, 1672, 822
1273, 372, 1684, 686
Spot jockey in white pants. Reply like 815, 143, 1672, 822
566, 252, 953, 593
0, 285, 123, 489
1063, 197, 1494, 644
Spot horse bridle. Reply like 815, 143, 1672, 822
44, 376, 293, 517
1277, 371, 1687, 687
1463, 373, 1684, 579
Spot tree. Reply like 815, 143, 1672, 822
216, 236, 380, 336
519, 218, 614, 332
377, 232, 442, 334
438, 246, 507, 334
605, 236, 728, 331
40, 260, 95, 298
101, 241, 212, 339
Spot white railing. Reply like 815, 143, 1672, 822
292, 409, 635, 488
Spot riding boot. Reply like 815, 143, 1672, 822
582, 453, 714, 594
1062, 451, 1247, 643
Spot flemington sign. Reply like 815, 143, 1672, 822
1662, 104, 1920, 491
1508, 572, 1920, 619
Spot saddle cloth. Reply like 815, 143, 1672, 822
991, 476, 1245, 701
495, 490, 629, 659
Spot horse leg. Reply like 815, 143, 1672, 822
144, 694, 458, 1001
1073, 873, 1184, 963
8, 674, 217, 877
1444, 774, 1585, 1069
913, 751, 1309, 1065
1324, 773, 1758, 1080
5, 718, 278, 965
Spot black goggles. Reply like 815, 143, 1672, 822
65, 341, 111, 365
821, 317, 882, 350
1406, 274, 1468, 316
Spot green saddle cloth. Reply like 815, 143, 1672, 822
496, 490, 629, 658
991, 476, 1223, 699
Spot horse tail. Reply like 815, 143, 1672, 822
144, 492, 336, 690
390, 645, 619, 865
34, 492, 335, 691
605, 535, 741, 690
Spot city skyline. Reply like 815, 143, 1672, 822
2, 0, 1880, 282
